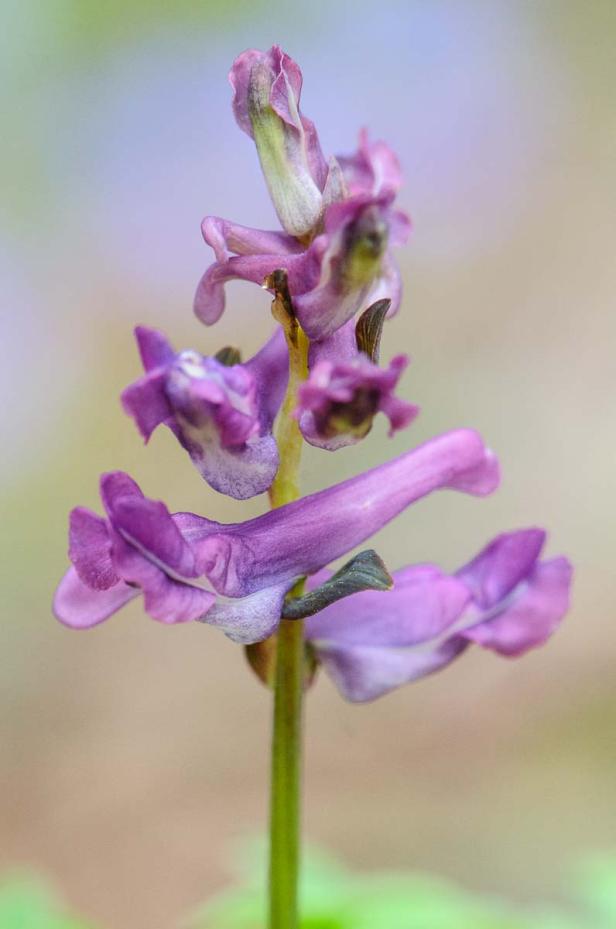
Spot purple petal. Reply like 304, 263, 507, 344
229, 46, 327, 236
338, 129, 404, 197
297, 352, 418, 451
68, 507, 119, 590
53, 567, 138, 629
245, 327, 289, 432
461, 556, 572, 656
110, 532, 215, 624
315, 637, 466, 703
134, 325, 175, 371
202, 582, 292, 645
110, 494, 197, 578
457, 528, 546, 609
201, 216, 300, 262
188, 433, 280, 500
121, 367, 172, 442
100, 471, 144, 516
194, 250, 318, 326
192, 429, 499, 597
293, 196, 394, 340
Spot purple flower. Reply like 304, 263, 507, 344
230, 46, 344, 237
121, 326, 288, 499
305, 529, 572, 702
337, 128, 404, 198
296, 320, 418, 450
54, 429, 499, 641
194, 193, 410, 341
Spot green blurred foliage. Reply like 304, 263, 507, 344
191, 845, 616, 929
0, 877, 95, 929
3, 849, 616, 928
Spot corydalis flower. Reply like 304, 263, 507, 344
305, 529, 572, 702
194, 193, 410, 341
121, 326, 288, 499
337, 128, 403, 198
230, 45, 344, 237
297, 330, 417, 450
54, 429, 499, 641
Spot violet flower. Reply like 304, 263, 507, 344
337, 128, 403, 198
121, 326, 288, 499
296, 318, 418, 450
230, 45, 344, 238
305, 529, 572, 702
194, 194, 410, 341
54, 429, 499, 641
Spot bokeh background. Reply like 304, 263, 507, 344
2, 1, 615, 927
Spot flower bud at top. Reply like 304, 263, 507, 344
230, 46, 331, 238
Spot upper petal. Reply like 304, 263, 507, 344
457, 528, 546, 609
461, 556, 572, 656
68, 507, 119, 590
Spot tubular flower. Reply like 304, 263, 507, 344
305, 529, 573, 702
194, 193, 410, 341
297, 319, 418, 450
54, 429, 499, 640
121, 326, 288, 500
230, 45, 344, 238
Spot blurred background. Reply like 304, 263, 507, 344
2, 1, 615, 927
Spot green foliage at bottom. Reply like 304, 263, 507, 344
191, 843, 616, 929
0, 877, 95, 929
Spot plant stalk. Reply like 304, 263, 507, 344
268, 279, 309, 929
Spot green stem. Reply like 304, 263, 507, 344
268, 284, 309, 929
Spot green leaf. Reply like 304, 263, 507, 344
0, 876, 95, 929
215, 346, 243, 366
281, 550, 393, 620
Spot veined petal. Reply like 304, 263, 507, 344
191, 429, 499, 597
110, 494, 197, 578
201, 582, 292, 645
53, 567, 138, 629
69, 507, 119, 590
230, 46, 328, 236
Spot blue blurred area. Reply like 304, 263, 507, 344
2, 3, 615, 928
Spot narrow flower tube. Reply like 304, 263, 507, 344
304, 529, 573, 701
187, 428, 500, 597
53, 430, 499, 639
121, 326, 288, 499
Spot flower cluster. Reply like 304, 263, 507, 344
54, 46, 572, 701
